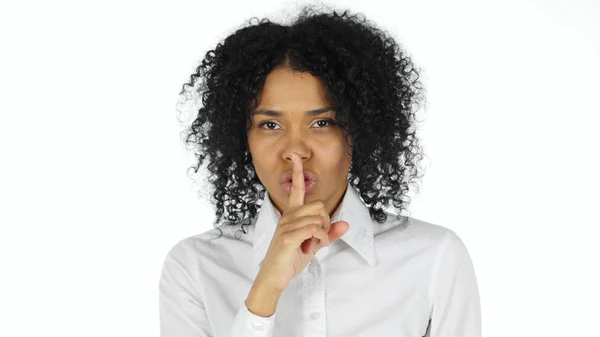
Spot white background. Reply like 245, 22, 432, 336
1, 0, 598, 336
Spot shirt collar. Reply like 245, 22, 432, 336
253, 180, 377, 269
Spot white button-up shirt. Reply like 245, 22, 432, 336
159, 181, 481, 336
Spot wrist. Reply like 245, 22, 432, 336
246, 283, 282, 317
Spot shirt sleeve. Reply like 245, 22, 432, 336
158, 238, 278, 337
229, 299, 277, 337
427, 229, 482, 337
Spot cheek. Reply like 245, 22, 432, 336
247, 140, 277, 182
320, 142, 351, 167
247, 133, 266, 156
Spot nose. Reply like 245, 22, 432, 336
284, 149, 309, 163
282, 136, 310, 164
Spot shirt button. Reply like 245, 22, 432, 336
309, 262, 319, 275
310, 312, 321, 320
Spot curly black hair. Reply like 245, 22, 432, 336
177, 5, 427, 232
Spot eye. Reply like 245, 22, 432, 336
257, 119, 336, 130
257, 121, 279, 130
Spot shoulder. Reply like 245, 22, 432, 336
396, 216, 476, 277
372, 211, 475, 264
161, 216, 255, 267
374, 211, 455, 246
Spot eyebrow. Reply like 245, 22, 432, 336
251, 106, 334, 117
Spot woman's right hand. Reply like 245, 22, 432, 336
253, 152, 349, 294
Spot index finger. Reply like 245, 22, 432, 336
287, 152, 305, 212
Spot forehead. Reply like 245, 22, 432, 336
255, 66, 332, 109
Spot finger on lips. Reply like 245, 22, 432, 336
288, 152, 334, 253
288, 152, 304, 211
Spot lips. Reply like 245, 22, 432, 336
282, 179, 316, 194
280, 169, 318, 184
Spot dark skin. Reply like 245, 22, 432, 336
246, 65, 353, 219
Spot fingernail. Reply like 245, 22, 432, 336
292, 153, 296, 163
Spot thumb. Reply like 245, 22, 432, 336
328, 221, 349, 243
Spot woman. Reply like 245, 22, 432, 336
159, 5, 481, 337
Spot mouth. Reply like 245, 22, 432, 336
282, 179, 317, 194
279, 170, 318, 184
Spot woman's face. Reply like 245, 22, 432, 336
246, 66, 352, 218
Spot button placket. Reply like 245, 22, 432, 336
301, 256, 327, 336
